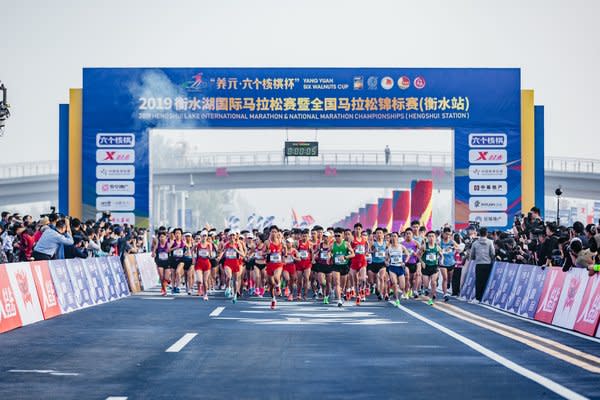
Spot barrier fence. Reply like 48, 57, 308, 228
0, 253, 159, 334
460, 261, 600, 338
2, 254, 598, 337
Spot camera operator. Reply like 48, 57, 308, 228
32, 218, 74, 261
536, 223, 559, 266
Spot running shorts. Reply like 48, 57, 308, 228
331, 264, 350, 275
246, 259, 256, 271
351, 255, 367, 270
422, 265, 439, 276
283, 263, 296, 275
169, 256, 184, 269
406, 263, 418, 274
266, 263, 283, 276
195, 258, 211, 272
439, 264, 455, 270
255, 262, 266, 271
224, 259, 241, 274
296, 261, 312, 272
182, 257, 193, 270
155, 256, 170, 269
210, 259, 218, 269
367, 262, 386, 274
387, 265, 405, 277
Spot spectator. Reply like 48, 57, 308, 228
384, 145, 391, 165
470, 227, 495, 302
32, 219, 74, 260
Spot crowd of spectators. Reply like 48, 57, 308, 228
0, 210, 147, 263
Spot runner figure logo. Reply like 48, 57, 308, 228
16, 270, 32, 306
564, 277, 581, 309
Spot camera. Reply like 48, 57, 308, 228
555, 187, 563, 197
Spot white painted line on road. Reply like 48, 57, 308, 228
165, 333, 198, 353
140, 297, 174, 300
106, 397, 128, 400
397, 304, 588, 400
209, 306, 225, 317
9, 369, 80, 376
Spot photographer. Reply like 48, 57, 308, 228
32, 218, 74, 260
537, 223, 559, 266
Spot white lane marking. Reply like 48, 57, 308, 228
140, 297, 173, 300
165, 333, 198, 353
106, 397, 128, 400
9, 369, 80, 376
209, 306, 225, 317
476, 303, 600, 344
397, 304, 588, 400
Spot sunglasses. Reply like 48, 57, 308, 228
334, 234, 342, 237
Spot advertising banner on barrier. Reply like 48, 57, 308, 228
492, 263, 519, 309
517, 265, 547, 319
108, 256, 131, 297
535, 268, 567, 324
5, 262, 44, 326
481, 262, 507, 305
83, 258, 108, 304
552, 268, 588, 330
48, 260, 79, 313
573, 273, 600, 336
65, 259, 95, 309
0, 264, 22, 333
95, 258, 119, 301
505, 264, 536, 314
29, 261, 61, 320
459, 261, 476, 300
134, 253, 159, 291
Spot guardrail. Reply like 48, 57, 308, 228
0, 161, 58, 179
1, 155, 599, 179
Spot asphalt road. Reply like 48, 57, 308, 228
1, 291, 599, 400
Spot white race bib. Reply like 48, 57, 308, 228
158, 252, 168, 261
299, 250, 309, 259
366, 253, 372, 263
355, 245, 365, 254
334, 255, 345, 265
255, 251, 264, 260
390, 255, 402, 265
198, 249, 209, 258
319, 251, 329, 260
270, 253, 282, 263
226, 249, 237, 259
173, 248, 184, 257
375, 251, 386, 258
426, 253, 437, 262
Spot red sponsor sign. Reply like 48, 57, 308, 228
29, 261, 62, 320
0, 264, 22, 333
573, 273, 600, 336
534, 268, 566, 324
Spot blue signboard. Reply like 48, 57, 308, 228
81, 68, 521, 229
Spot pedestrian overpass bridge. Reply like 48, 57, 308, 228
1, 152, 600, 206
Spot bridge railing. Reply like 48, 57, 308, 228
155, 150, 453, 169
0, 161, 58, 179
545, 157, 600, 174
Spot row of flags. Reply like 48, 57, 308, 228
291, 209, 315, 228
225, 210, 316, 231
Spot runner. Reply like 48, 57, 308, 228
209, 229, 219, 291
219, 230, 246, 304
182, 232, 195, 295
421, 231, 442, 305
283, 237, 299, 301
350, 223, 368, 305
154, 231, 170, 296
369, 228, 387, 301
439, 227, 459, 302
386, 231, 409, 307
313, 230, 333, 304
265, 226, 284, 310
296, 229, 312, 300
168, 228, 186, 294
403, 228, 422, 299
244, 233, 257, 296
331, 228, 354, 307
253, 234, 267, 297
343, 228, 354, 300
194, 230, 213, 301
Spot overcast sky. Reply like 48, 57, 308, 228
1, 0, 598, 224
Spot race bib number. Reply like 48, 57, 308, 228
173, 248, 184, 257
334, 255, 345, 265
355, 245, 365, 254
320, 251, 329, 260
285, 255, 294, 264
443, 247, 453, 254
198, 249, 209, 258
366, 253, 372, 263
426, 253, 437, 262
299, 250, 309, 259
226, 249, 237, 259
158, 252, 168, 261
255, 251, 264, 260
375, 251, 385, 259
390, 255, 402, 265
270, 253, 282, 263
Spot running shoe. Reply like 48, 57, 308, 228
394, 299, 400, 307
444, 294, 450, 302
203, 294, 209, 301
427, 298, 434, 306
407, 289, 413, 298
232, 293, 237, 304
356, 296, 361, 306
365, 287, 371, 297
401, 293, 408, 300
270, 299, 276, 310
287, 294, 293, 301
161, 287, 166, 296
284, 287, 290, 297
323, 295, 329, 305
377, 294, 383, 301
413, 292, 419, 299
337, 299, 343, 307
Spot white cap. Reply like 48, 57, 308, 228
200, 230, 208, 236
286, 237, 294, 243
246, 233, 255, 239
323, 231, 332, 237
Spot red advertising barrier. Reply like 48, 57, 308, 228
0, 256, 133, 335
0, 264, 22, 333
573, 273, 600, 336
551, 268, 588, 330
534, 267, 566, 324
29, 261, 61, 320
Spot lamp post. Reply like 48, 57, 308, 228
555, 187, 563, 225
